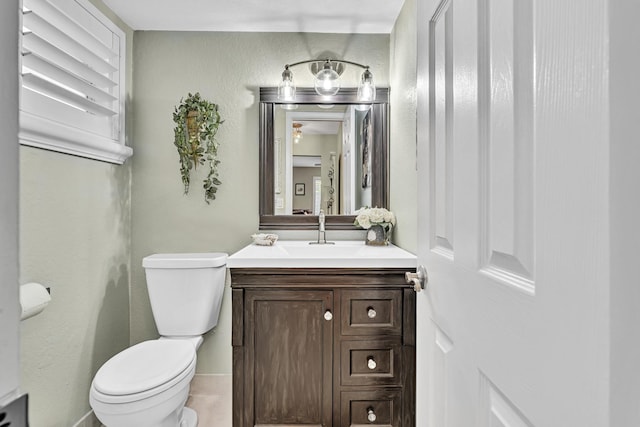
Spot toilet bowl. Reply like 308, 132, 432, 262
90, 252, 228, 427
90, 339, 198, 427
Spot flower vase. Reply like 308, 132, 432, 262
366, 224, 390, 246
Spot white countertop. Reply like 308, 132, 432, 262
227, 240, 417, 269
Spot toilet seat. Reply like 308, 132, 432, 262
91, 340, 196, 404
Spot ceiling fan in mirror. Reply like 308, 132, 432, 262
292, 122, 303, 144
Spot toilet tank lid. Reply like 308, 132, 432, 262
143, 253, 228, 268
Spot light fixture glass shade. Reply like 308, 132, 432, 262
278, 68, 296, 101
279, 104, 298, 110
314, 62, 340, 97
357, 68, 376, 102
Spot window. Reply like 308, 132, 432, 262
19, 0, 131, 164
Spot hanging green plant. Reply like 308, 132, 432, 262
172, 92, 224, 204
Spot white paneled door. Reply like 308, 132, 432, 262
416, 0, 610, 426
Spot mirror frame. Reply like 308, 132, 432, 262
259, 87, 389, 230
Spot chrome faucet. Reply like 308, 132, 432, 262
310, 209, 334, 245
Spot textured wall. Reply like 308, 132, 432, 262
389, 0, 418, 253
19, 1, 134, 425
20, 149, 132, 426
131, 31, 390, 373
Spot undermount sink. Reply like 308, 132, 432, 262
227, 240, 416, 269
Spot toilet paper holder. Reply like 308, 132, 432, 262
20, 282, 51, 321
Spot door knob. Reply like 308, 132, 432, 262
405, 265, 428, 292
324, 310, 333, 321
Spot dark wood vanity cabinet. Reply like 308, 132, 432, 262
231, 268, 416, 427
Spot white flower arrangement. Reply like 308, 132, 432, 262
354, 207, 397, 230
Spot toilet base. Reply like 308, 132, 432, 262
181, 407, 197, 427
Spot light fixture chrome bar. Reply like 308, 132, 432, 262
285, 58, 369, 70
277, 58, 376, 103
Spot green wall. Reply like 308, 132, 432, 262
389, 0, 418, 253
131, 32, 390, 373
20, 149, 132, 426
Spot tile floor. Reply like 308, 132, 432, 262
185, 374, 233, 426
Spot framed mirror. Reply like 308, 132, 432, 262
259, 87, 389, 230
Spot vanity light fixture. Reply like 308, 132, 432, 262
314, 61, 341, 96
280, 104, 298, 110
277, 58, 376, 103
357, 68, 376, 102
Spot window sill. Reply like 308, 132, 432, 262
19, 111, 132, 164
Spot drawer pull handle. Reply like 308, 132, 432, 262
367, 407, 377, 422
367, 357, 377, 370
367, 307, 377, 319
324, 310, 333, 321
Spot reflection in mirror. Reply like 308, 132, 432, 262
260, 87, 388, 230
274, 106, 373, 216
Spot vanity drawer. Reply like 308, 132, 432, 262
340, 389, 402, 427
341, 289, 402, 336
341, 339, 402, 386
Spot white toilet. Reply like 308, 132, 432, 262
90, 252, 227, 427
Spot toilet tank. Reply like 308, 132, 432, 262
142, 253, 227, 337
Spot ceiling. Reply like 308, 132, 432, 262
101, 0, 405, 33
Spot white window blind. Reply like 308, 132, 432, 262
19, 0, 132, 164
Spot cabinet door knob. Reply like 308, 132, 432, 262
324, 310, 333, 321
367, 407, 377, 422
367, 307, 377, 318
367, 356, 377, 370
